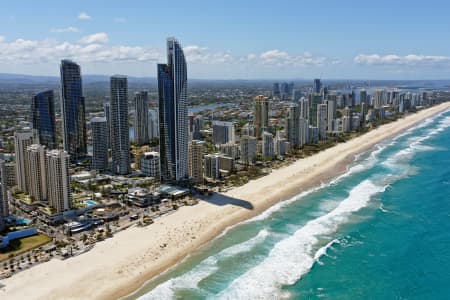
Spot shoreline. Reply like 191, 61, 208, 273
1, 102, 449, 300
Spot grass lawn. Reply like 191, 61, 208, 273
0, 234, 52, 261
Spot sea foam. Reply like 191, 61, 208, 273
139, 229, 270, 300
216, 180, 386, 300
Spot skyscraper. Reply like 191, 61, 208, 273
212, 121, 235, 145
90, 117, 108, 171
317, 103, 328, 140
103, 100, 111, 149
286, 104, 300, 146
31, 90, 57, 149
254, 95, 270, 137
158, 37, 189, 182
204, 154, 220, 180
360, 89, 367, 105
60, 60, 87, 160
14, 130, 37, 193
262, 131, 274, 158
0, 160, 15, 218
326, 100, 336, 132
110, 75, 130, 175
46, 149, 72, 213
272, 83, 281, 99
240, 135, 257, 165
189, 140, 205, 183
25, 144, 47, 202
192, 115, 203, 140
134, 91, 149, 145
148, 109, 159, 140
309, 93, 322, 127
313, 78, 321, 94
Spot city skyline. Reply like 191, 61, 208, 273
1, 1, 450, 79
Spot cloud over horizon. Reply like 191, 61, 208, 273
354, 54, 450, 66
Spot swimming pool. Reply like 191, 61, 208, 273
84, 200, 98, 206
6, 216, 31, 226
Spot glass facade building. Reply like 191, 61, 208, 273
60, 60, 87, 160
31, 90, 57, 149
110, 75, 130, 175
158, 37, 189, 182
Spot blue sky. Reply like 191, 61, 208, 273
1, 0, 450, 79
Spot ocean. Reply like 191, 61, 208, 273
130, 108, 450, 300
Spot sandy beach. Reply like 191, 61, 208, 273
1, 102, 449, 300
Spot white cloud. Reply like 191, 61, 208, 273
0, 37, 162, 64
183, 45, 234, 64
80, 32, 109, 44
354, 53, 450, 66
0, 35, 334, 74
50, 26, 79, 33
114, 17, 127, 23
0, 36, 5, 43
258, 49, 327, 66
78, 12, 91, 20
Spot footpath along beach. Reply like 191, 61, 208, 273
1, 102, 449, 300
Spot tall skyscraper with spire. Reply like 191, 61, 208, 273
158, 37, 189, 182
60, 60, 87, 160
110, 75, 130, 175
31, 90, 57, 149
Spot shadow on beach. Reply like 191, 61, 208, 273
198, 192, 254, 210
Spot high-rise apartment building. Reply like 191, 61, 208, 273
46, 150, 72, 213
212, 121, 235, 145
317, 104, 328, 140
254, 95, 270, 137
0, 160, 15, 218
14, 130, 37, 193
134, 91, 149, 145
240, 135, 257, 165
90, 117, 109, 171
25, 144, 47, 202
141, 151, 160, 179
110, 75, 130, 175
60, 59, 87, 160
158, 37, 189, 182
148, 109, 159, 140
326, 100, 336, 132
103, 100, 111, 149
189, 140, 205, 183
262, 131, 274, 158
313, 78, 321, 94
31, 90, 57, 149
204, 154, 220, 180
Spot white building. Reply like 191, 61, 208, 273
14, 130, 38, 193
326, 99, 336, 132
141, 151, 160, 179
46, 150, 72, 213
240, 136, 257, 165
26, 144, 47, 202
262, 131, 274, 158
212, 121, 235, 145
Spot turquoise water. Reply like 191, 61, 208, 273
84, 200, 98, 206
131, 108, 450, 300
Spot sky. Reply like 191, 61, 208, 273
1, 0, 450, 80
